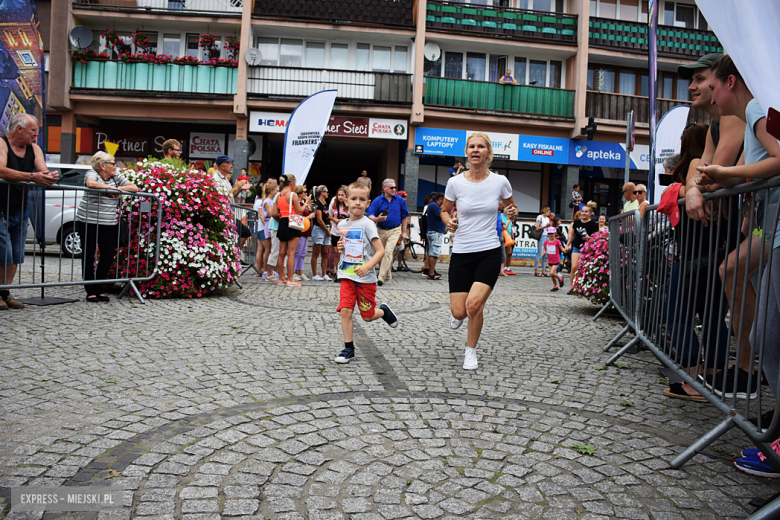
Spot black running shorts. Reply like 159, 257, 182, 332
448, 246, 503, 293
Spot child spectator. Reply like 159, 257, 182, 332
334, 182, 399, 364
545, 227, 564, 291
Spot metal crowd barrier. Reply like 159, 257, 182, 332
230, 203, 260, 288
1, 179, 162, 304
593, 209, 642, 356
599, 178, 780, 507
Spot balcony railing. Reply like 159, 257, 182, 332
585, 91, 711, 124
247, 66, 412, 103
424, 77, 574, 118
253, 0, 414, 27
73, 0, 241, 15
426, 1, 577, 42
588, 17, 723, 57
72, 60, 238, 94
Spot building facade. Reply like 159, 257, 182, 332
48, 0, 720, 216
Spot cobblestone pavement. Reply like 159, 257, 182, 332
2, 264, 779, 520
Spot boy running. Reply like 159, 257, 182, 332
335, 182, 398, 364
545, 227, 565, 291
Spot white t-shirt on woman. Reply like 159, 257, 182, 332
445, 172, 513, 254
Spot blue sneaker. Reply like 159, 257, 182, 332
379, 303, 398, 328
741, 448, 761, 458
334, 348, 355, 364
734, 455, 780, 478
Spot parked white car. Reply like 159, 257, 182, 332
26, 163, 91, 256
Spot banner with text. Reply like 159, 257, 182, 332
282, 90, 338, 186
250, 112, 407, 140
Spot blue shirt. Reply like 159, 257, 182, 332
367, 194, 409, 229
449, 167, 459, 176
496, 211, 502, 237
426, 201, 445, 233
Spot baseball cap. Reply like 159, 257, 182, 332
215, 155, 234, 166
677, 53, 722, 80
657, 183, 682, 227
546, 227, 557, 234
397, 190, 408, 197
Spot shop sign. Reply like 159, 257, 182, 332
189, 132, 225, 158
516, 135, 569, 164
249, 111, 407, 140
413, 128, 466, 156
568, 141, 626, 168
369, 118, 407, 140
96, 132, 148, 155
466, 131, 518, 160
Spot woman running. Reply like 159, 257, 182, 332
440, 132, 518, 370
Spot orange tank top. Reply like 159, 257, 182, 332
279, 191, 294, 218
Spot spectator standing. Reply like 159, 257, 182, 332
498, 69, 519, 85
440, 132, 517, 370
293, 185, 315, 281
570, 184, 583, 219
252, 183, 268, 276
356, 169, 372, 193
634, 184, 649, 218
367, 178, 410, 286
162, 139, 182, 160
598, 214, 607, 230
545, 227, 564, 291
395, 190, 411, 272
334, 182, 398, 364
425, 193, 445, 280
0, 113, 58, 310
74, 151, 138, 302
261, 180, 279, 281
449, 160, 464, 177
534, 206, 551, 277
328, 186, 349, 279
311, 185, 331, 281
622, 182, 638, 213
272, 174, 308, 286
565, 205, 598, 294
501, 208, 517, 275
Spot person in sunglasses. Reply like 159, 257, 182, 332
162, 139, 182, 159
366, 178, 409, 286
621, 182, 638, 213
634, 184, 649, 218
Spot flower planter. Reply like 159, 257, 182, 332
195, 65, 212, 94
152, 64, 168, 91
103, 61, 119, 89
85, 61, 101, 89
133, 62, 150, 90
214, 66, 229, 94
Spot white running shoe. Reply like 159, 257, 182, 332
322, 274, 332, 281
450, 315, 464, 330
293, 274, 302, 282
463, 347, 478, 370
312, 274, 323, 281
299, 273, 310, 281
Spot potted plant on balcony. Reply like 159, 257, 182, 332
198, 34, 220, 61
132, 28, 153, 54
225, 36, 240, 60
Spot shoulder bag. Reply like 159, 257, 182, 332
287, 192, 305, 231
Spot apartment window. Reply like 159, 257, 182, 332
424, 55, 442, 77
162, 34, 180, 57
675, 4, 694, 27
528, 60, 547, 86
640, 73, 649, 96
488, 54, 507, 83
444, 51, 463, 79
280, 39, 302, 67
662, 73, 674, 99
257, 37, 278, 65
549, 60, 562, 89
600, 67, 616, 92
517, 0, 563, 10
305, 42, 325, 68
466, 52, 486, 81
663, 1, 674, 25
619, 0, 637, 21
514, 57, 527, 85
676, 77, 690, 100
105, 31, 132, 59
186, 34, 200, 59
532, 0, 550, 10
356, 43, 370, 71
618, 70, 635, 95
698, 10, 708, 30
372, 46, 391, 72
599, 0, 616, 18
136, 32, 157, 54
640, 0, 648, 22
330, 43, 349, 70
394, 46, 408, 73
587, 68, 594, 90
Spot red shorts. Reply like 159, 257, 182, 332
337, 279, 377, 319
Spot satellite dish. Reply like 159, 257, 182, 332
423, 42, 441, 62
245, 48, 262, 66
68, 26, 93, 49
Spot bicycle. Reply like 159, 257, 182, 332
392, 236, 427, 274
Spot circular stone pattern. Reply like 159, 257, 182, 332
119, 395, 742, 519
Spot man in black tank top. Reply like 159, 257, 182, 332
0, 113, 58, 310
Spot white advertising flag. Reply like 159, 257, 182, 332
652, 105, 690, 204
283, 90, 338, 186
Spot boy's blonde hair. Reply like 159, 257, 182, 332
346, 182, 370, 197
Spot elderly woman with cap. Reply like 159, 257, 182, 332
75, 151, 138, 302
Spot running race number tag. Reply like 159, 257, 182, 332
341, 228, 364, 264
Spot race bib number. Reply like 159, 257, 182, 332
342, 228, 364, 264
